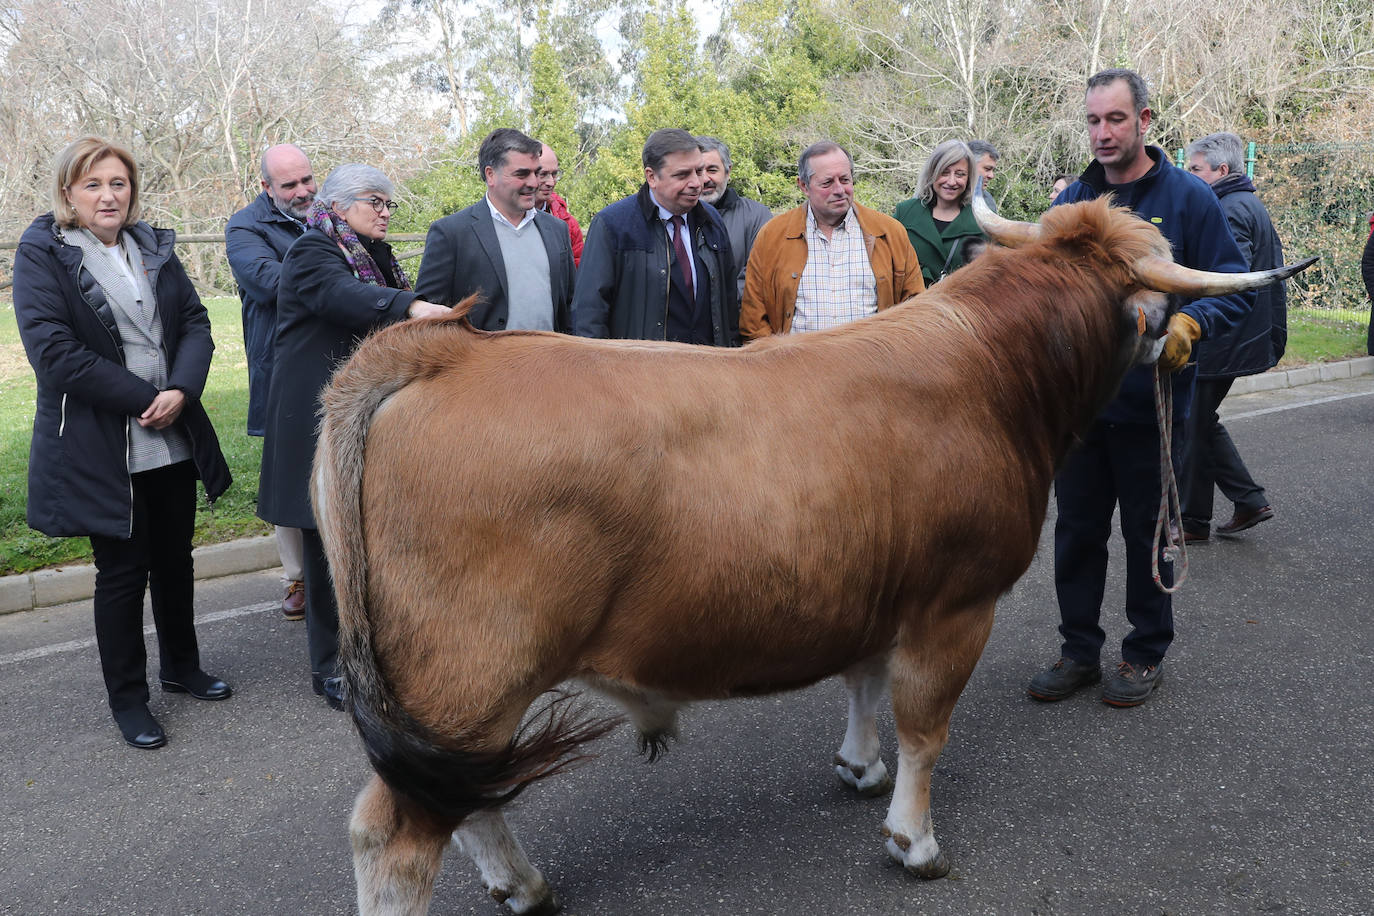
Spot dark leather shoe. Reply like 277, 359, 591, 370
1028, 657, 1101, 701
113, 705, 167, 749
312, 674, 345, 711
1216, 505, 1273, 536
1183, 527, 1209, 544
161, 670, 232, 701
1102, 660, 1164, 707
282, 579, 305, 621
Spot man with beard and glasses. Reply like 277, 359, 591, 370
226, 143, 316, 621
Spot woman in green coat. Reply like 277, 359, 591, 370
894, 140, 986, 287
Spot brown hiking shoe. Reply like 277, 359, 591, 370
282, 579, 305, 621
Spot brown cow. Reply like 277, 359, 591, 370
313, 197, 1310, 915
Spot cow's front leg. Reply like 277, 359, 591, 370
834, 653, 892, 796
454, 808, 559, 915
883, 601, 995, 878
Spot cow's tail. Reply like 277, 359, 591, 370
313, 300, 620, 823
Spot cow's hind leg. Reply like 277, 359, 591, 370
454, 809, 559, 915
883, 600, 995, 879
835, 653, 893, 797
351, 774, 457, 916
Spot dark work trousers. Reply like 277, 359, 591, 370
300, 527, 339, 680
1180, 377, 1267, 533
1053, 420, 1180, 667
88, 460, 200, 712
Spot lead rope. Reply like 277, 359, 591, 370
1151, 365, 1188, 592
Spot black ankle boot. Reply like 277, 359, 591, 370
113, 704, 167, 749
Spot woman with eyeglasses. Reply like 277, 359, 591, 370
257, 164, 449, 710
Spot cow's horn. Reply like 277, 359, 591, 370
1133, 254, 1319, 295
971, 179, 1041, 247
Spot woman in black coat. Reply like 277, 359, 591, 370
13, 137, 232, 749
257, 163, 448, 709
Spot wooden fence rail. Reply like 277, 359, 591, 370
0, 232, 428, 292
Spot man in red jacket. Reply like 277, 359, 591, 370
535, 143, 584, 266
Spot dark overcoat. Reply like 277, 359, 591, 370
1196, 174, 1288, 380
257, 230, 416, 529
12, 213, 230, 538
225, 191, 306, 435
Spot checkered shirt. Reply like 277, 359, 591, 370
790, 205, 877, 333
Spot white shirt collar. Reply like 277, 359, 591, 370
648, 190, 689, 224
486, 195, 537, 230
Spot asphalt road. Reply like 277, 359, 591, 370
2, 377, 1371, 916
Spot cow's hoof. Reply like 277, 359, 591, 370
834, 755, 893, 797
882, 827, 949, 879
489, 882, 561, 915
903, 851, 950, 880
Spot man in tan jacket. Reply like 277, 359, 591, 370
741, 140, 924, 339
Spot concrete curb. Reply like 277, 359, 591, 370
1230, 355, 1374, 394
3, 356, 1371, 616
0, 535, 280, 615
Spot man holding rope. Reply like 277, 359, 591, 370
1027, 68, 1255, 707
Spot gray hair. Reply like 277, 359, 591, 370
1086, 68, 1150, 114
1185, 132, 1245, 175
317, 163, 394, 209
967, 140, 999, 162
917, 140, 976, 207
797, 141, 853, 186
642, 128, 701, 173
696, 136, 731, 172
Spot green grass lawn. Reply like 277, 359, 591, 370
0, 296, 271, 575
0, 296, 1369, 576
1278, 308, 1370, 367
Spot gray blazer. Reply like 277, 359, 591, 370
414, 198, 575, 333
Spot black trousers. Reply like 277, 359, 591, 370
88, 461, 200, 712
300, 527, 339, 679
1180, 377, 1267, 532
1053, 421, 1178, 668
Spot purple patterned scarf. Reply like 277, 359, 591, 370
305, 200, 411, 289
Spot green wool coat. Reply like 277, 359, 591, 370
894, 197, 985, 288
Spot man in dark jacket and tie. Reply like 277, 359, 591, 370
415, 128, 576, 332
1181, 131, 1288, 541
572, 128, 738, 346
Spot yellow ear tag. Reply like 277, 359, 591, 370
1137, 305, 1147, 337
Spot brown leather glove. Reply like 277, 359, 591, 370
1158, 312, 1201, 372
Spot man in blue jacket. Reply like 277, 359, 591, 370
1029, 69, 1255, 707
225, 143, 315, 619
571, 128, 738, 346
1180, 131, 1287, 542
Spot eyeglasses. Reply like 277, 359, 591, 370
537, 169, 560, 181
353, 196, 399, 214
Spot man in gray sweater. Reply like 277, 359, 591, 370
415, 128, 575, 333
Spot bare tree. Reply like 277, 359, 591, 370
0, 0, 434, 285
